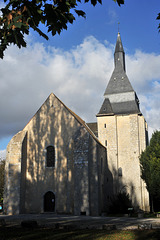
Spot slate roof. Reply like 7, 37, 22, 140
97, 98, 114, 115
104, 60, 134, 95
115, 32, 124, 53
111, 101, 140, 115
97, 98, 140, 116
98, 32, 141, 116
86, 122, 98, 137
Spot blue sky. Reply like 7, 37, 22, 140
37, 0, 160, 53
0, 0, 160, 158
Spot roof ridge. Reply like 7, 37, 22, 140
53, 94, 105, 147
24, 93, 105, 148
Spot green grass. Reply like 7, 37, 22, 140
144, 213, 157, 218
0, 227, 160, 240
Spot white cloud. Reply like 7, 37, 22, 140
107, 8, 118, 25
0, 36, 113, 140
126, 51, 160, 138
126, 51, 160, 93
0, 149, 6, 160
0, 35, 160, 150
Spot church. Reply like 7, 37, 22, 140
3, 33, 150, 215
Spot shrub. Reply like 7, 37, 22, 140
108, 191, 133, 214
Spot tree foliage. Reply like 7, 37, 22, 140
0, 159, 5, 203
157, 13, 160, 32
0, 0, 124, 59
140, 131, 160, 210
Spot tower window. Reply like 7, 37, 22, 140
46, 145, 55, 167
104, 124, 106, 128
105, 140, 107, 147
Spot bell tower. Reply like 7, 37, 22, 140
97, 32, 149, 211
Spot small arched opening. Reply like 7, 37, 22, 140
44, 191, 55, 212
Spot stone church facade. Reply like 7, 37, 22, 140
3, 33, 150, 215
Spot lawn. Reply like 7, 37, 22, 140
0, 227, 160, 240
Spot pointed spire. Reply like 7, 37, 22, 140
97, 32, 141, 116
115, 32, 124, 53
114, 32, 126, 71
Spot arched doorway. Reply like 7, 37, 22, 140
44, 191, 55, 212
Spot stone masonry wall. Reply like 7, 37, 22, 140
3, 131, 26, 215
97, 115, 118, 194
22, 94, 83, 214
97, 113, 149, 211
73, 127, 90, 215
20, 93, 104, 215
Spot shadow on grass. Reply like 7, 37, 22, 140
0, 227, 160, 240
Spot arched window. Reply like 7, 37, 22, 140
46, 145, 55, 167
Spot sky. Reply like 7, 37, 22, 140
0, 0, 160, 159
